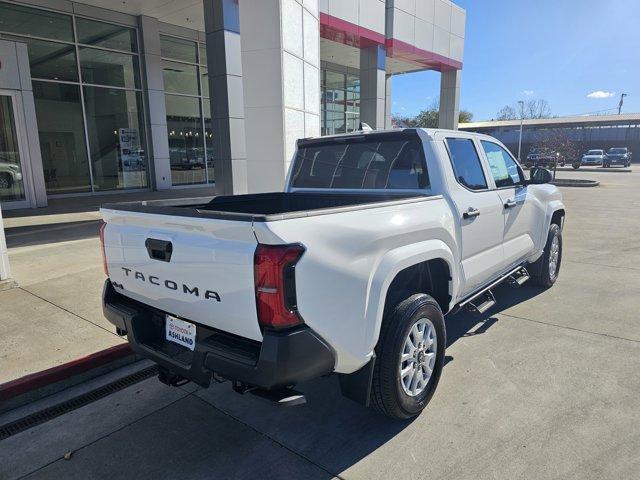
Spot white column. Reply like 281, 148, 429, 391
385, 74, 393, 129
240, 0, 320, 192
359, 45, 386, 129
138, 16, 172, 190
204, 0, 248, 195
438, 69, 461, 130
0, 203, 11, 281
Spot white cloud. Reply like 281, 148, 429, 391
587, 90, 615, 99
522, 90, 535, 96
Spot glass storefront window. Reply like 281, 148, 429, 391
162, 60, 199, 95
0, 95, 25, 202
165, 95, 206, 185
76, 18, 137, 52
33, 81, 91, 194
83, 86, 147, 191
160, 35, 197, 63
79, 47, 139, 89
24, 38, 78, 82
0, 2, 73, 42
321, 66, 360, 136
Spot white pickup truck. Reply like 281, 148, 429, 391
100, 128, 565, 420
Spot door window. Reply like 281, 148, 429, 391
445, 138, 488, 191
481, 141, 524, 188
0, 95, 26, 202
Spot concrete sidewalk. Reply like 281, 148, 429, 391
0, 187, 215, 385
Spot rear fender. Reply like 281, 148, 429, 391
364, 239, 457, 354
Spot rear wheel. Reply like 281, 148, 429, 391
572, 163, 580, 170
370, 294, 446, 420
531, 223, 562, 287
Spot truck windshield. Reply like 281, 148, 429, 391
290, 135, 429, 190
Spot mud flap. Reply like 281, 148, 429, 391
338, 354, 376, 407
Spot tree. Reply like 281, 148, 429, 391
496, 105, 517, 120
523, 99, 551, 119
392, 101, 474, 128
496, 99, 552, 121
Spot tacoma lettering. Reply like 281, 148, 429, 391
120, 267, 221, 301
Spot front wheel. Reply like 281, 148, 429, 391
572, 163, 580, 170
370, 294, 446, 420
531, 223, 562, 287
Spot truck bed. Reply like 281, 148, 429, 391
102, 191, 431, 222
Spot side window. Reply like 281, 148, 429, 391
445, 138, 488, 191
481, 141, 524, 188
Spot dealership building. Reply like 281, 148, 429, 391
0, 0, 465, 210
461, 114, 640, 163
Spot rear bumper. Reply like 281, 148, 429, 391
102, 280, 335, 389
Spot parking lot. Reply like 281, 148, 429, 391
1, 167, 639, 480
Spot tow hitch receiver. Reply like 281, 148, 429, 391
158, 367, 190, 387
232, 382, 306, 407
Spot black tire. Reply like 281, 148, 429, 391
572, 164, 580, 170
530, 223, 562, 287
603, 163, 610, 168
370, 294, 446, 420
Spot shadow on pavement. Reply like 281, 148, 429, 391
175, 282, 549, 477
5, 220, 103, 248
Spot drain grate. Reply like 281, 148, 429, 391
0, 365, 159, 441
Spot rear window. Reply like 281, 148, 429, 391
290, 136, 429, 190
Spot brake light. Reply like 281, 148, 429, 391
254, 244, 305, 330
99, 222, 109, 276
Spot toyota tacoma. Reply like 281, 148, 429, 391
100, 128, 565, 420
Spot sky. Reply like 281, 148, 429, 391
391, 0, 640, 121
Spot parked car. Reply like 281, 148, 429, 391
525, 148, 564, 169
603, 147, 632, 167
573, 149, 606, 169
100, 129, 565, 420
0, 160, 22, 190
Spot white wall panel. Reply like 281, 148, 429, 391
414, 18, 434, 52
359, 0, 386, 34
433, 25, 450, 57
434, 0, 451, 30
393, 8, 415, 44
328, 0, 358, 24
450, 6, 466, 38
415, 0, 435, 22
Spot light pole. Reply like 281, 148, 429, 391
517, 100, 525, 161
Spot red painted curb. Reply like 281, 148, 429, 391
0, 343, 133, 402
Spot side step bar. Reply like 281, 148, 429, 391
460, 265, 530, 315
466, 290, 496, 315
507, 266, 530, 287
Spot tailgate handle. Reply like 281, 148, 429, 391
145, 238, 173, 262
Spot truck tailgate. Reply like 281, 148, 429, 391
101, 208, 262, 342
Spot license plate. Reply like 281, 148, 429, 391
165, 315, 196, 351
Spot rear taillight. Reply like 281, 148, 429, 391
99, 222, 109, 276
254, 244, 305, 330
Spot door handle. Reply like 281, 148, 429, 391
145, 238, 173, 262
504, 199, 517, 209
463, 207, 480, 219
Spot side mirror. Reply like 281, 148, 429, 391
529, 167, 553, 184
